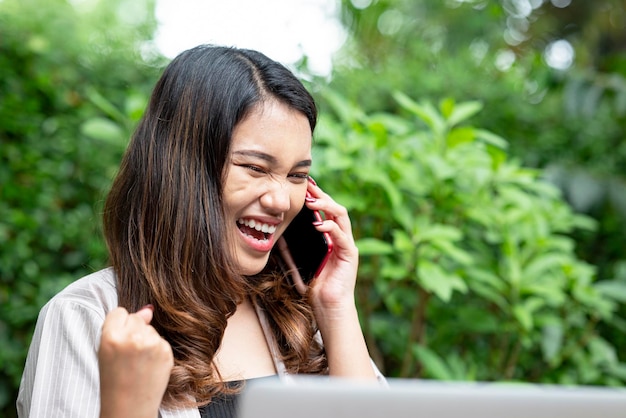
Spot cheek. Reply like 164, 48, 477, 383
279, 184, 306, 235
283, 186, 307, 224
222, 170, 256, 211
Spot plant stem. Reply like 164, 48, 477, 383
400, 285, 430, 377
356, 273, 385, 373
504, 337, 521, 379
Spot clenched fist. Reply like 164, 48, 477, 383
98, 306, 174, 418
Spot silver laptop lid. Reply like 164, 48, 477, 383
238, 377, 626, 418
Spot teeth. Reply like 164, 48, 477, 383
237, 218, 276, 234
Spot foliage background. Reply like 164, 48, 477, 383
0, 0, 163, 414
1, 0, 625, 416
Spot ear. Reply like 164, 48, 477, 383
277, 236, 308, 295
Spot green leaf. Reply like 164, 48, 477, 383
522, 253, 570, 282
570, 213, 597, 231
125, 92, 148, 122
595, 280, 626, 303
417, 224, 462, 243
367, 120, 389, 148
466, 268, 507, 292
419, 262, 468, 302
440, 98, 456, 119
392, 229, 415, 253
321, 88, 366, 124
356, 238, 394, 256
368, 113, 412, 135
523, 296, 546, 314
607, 363, 626, 380
447, 127, 476, 148
424, 154, 456, 181
381, 262, 410, 281
318, 147, 353, 170
393, 92, 446, 136
512, 304, 534, 331
80, 117, 125, 144
446, 101, 483, 127
589, 337, 618, 366
429, 239, 473, 265
413, 345, 453, 380
541, 323, 564, 363
486, 144, 508, 169
521, 284, 566, 306
468, 282, 508, 309
572, 281, 615, 318
474, 129, 509, 149
391, 205, 415, 233
358, 166, 403, 210
86, 87, 126, 122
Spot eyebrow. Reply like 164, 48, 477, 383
232, 150, 312, 168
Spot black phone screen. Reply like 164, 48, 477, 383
281, 206, 332, 284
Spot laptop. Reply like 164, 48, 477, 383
238, 377, 626, 418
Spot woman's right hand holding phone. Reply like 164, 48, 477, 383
303, 178, 377, 380
303, 180, 359, 312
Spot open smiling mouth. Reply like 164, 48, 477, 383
237, 218, 277, 242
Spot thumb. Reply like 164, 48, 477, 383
135, 304, 154, 324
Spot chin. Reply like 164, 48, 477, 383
238, 255, 271, 277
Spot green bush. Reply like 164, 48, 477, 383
0, 0, 160, 414
3, 1, 625, 416
312, 90, 626, 384
330, 0, 626, 289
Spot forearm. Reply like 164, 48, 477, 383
315, 303, 378, 379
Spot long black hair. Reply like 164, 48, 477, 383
103, 45, 322, 408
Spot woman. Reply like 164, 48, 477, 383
17, 45, 382, 418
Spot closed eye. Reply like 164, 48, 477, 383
240, 164, 268, 174
288, 172, 309, 183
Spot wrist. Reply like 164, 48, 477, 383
308, 283, 357, 315
312, 301, 360, 335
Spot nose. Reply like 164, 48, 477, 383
259, 178, 291, 214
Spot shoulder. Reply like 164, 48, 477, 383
17, 268, 120, 417
40, 266, 118, 321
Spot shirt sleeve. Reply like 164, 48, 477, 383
370, 358, 388, 386
17, 298, 105, 418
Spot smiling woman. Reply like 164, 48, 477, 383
225, 101, 313, 274
17, 44, 384, 418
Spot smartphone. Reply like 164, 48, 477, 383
281, 201, 333, 284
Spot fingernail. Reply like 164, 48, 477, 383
305, 197, 317, 202
140, 304, 154, 312
308, 176, 317, 186
312, 221, 323, 226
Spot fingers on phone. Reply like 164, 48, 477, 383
305, 181, 355, 242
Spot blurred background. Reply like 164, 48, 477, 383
1, 0, 625, 416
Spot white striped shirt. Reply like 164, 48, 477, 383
17, 268, 210, 417
17, 267, 385, 417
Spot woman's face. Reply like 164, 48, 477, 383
223, 100, 313, 276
